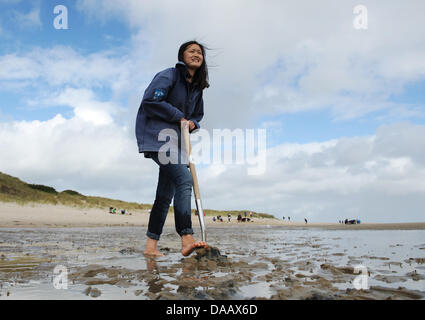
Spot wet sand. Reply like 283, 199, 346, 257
0, 226, 424, 300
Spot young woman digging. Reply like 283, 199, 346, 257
136, 40, 210, 257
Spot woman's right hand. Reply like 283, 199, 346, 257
181, 118, 195, 131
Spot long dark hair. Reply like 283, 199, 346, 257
178, 40, 210, 90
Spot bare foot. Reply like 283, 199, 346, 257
181, 234, 208, 256
144, 237, 164, 257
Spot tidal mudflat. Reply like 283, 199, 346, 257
0, 226, 424, 300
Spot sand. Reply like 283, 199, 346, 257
0, 202, 424, 230
0, 202, 152, 228
0, 202, 283, 228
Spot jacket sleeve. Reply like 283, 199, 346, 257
188, 92, 204, 132
141, 69, 184, 123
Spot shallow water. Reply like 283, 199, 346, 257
0, 226, 424, 300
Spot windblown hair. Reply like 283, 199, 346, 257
178, 40, 210, 90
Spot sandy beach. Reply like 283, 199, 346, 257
1, 202, 424, 230
0, 202, 284, 228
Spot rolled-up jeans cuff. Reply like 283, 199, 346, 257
179, 228, 194, 237
146, 231, 160, 241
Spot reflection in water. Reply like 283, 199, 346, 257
145, 257, 158, 272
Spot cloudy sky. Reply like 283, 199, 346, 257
1, 0, 424, 222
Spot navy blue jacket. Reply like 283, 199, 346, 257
135, 61, 204, 154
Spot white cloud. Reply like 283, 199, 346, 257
12, 7, 41, 29
0, 45, 149, 131
0, 46, 142, 93
193, 123, 425, 222
74, 0, 425, 126
1, 112, 424, 222
0, 99, 157, 202
46, 88, 119, 126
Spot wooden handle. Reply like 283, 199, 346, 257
182, 122, 207, 240
182, 122, 201, 200
189, 162, 201, 200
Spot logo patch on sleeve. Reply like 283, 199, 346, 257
153, 88, 166, 101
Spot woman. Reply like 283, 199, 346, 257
136, 40, 209, 257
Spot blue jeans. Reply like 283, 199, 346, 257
145, 152, 194, 240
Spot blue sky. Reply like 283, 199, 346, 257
0, 0, 132, 122
0, 0, 132, 54
1, 0, 425, 222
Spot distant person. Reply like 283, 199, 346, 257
282, 216, 285, 220
237, 214, 242, 222
212, 217, 216, 222
304, 218, 308, 224
288, 217, 290, 221
227, 213, 231, 222
345, 219, 348, 225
